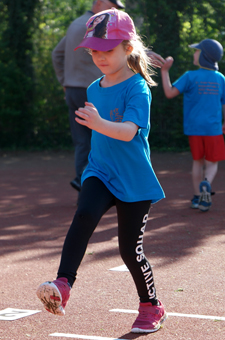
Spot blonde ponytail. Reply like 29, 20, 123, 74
123, 36, 157, 87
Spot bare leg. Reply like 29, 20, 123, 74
192, 159, 204, 195
204, 160, 218, 185
198, 160, 217, 212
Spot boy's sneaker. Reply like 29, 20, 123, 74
36, 277, 71, 316
198, 179, 212, 212
191, 195, 200, 209
131, 300, 167, 333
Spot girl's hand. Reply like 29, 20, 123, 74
75, 102, 102, 131
75, 101, 138, 141
161, 56, 174, 72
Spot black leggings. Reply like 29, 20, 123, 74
57, 177, 157, 304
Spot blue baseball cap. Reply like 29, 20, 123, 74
189, 39, 223, 70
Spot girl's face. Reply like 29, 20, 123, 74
193, 49, 200, 66
92, 15, 106, 28
91, 43, 132, 77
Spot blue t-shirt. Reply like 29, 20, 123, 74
173, 68, 225, 136
81, 73, 165, 203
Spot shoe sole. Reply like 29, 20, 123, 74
191, 204, 199, 209
198, 204, 211, 212
131, 312, 168, 333
36, 281, 65, 316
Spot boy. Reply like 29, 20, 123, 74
161, 39, 225, 212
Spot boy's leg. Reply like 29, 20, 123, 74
189, 135, 224, 211
203, 134, 225, 184
188, 136, 204, 206
204, 160, 218, 184
192, 159, 204, 195
198, 161, 217, 212
198, 134, 224, 212
37, 177, 115, 315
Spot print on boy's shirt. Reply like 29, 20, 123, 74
197, 81, 220, 95
110, 108, 124, 122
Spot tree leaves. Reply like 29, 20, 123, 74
0, 0, 225, 149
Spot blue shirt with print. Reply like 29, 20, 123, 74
81, 73, 165, 203
173, 68, 225, 136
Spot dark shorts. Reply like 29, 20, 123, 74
188, 135, 225, 162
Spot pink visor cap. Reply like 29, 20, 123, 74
74, 8, 136, 52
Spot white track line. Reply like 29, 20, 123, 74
109, 265, 128, 271
110, 309, 225, 321
0, 308, 41, 321
50, 309, 225, 340
50, 334, 127, 340
49, 309, 225, 338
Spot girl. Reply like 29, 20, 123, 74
36, 8, 167, 333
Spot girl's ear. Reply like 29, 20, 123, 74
126, 45, 133, 55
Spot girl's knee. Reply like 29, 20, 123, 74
119, 245, 137, 264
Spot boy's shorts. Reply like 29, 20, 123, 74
188, 135, 225, 162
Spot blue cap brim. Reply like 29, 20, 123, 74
189, 43, 201, 49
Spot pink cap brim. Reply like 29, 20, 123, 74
74, 37, 123, 52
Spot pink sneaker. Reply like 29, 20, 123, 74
131, 300, 167, 333
36, 277, 70, 316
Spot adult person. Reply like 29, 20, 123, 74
52, 0, 125, 194
52, 0, 165, 195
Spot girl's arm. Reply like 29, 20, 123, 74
75, 102, 138, 142
161, 57, 180, 99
